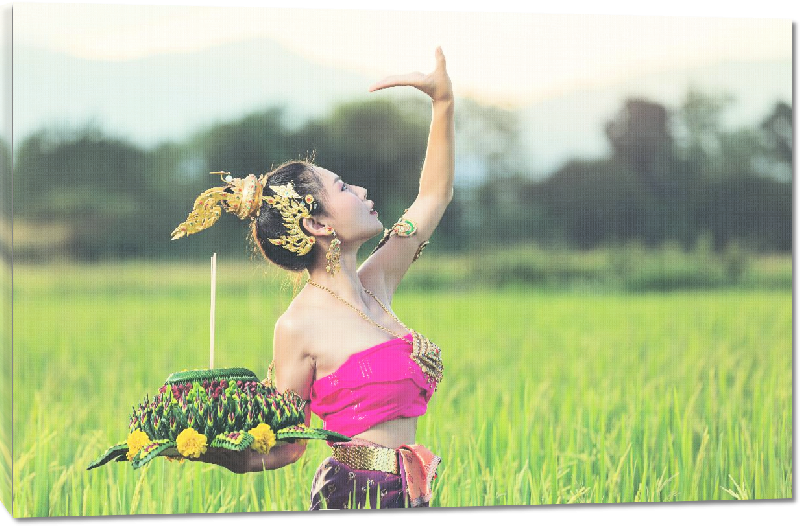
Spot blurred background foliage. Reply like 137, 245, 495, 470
5, 90, 792, 289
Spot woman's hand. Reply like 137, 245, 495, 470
183, 441, 305, 474
368, 46, 453, 103
184, 446, 251, 474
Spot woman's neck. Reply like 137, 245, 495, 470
305, 244, 368, 306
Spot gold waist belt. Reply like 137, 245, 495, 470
331, 444, 399, 475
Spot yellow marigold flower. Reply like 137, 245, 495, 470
249, 423, 276, 454
176, 428, 208, 458
126, 430, 150, 461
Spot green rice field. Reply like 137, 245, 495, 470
6, 257, 793, 516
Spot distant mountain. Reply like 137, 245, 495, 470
13, 37, 373, 146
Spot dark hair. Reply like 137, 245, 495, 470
249, 160, 327, 272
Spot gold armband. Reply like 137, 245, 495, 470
265, 361, 276, 389
370, 209, 430, 262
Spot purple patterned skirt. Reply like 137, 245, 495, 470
309, 455, 420, 510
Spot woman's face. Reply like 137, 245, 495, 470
312, 166, 383, 241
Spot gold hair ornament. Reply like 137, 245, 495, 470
264, 182, 317, 256
171, 171, 318, 257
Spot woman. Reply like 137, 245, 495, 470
174, 47, 453, 509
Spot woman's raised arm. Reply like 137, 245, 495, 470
359, 47, 455, 300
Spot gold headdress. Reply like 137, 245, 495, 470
263, 182, 317, 256
171, 171, 318, 256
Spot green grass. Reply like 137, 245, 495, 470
403, 239, 791, 292
1, 260, 10, 515
9, 259, 792, 516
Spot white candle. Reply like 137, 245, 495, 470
210, 252, 217, 370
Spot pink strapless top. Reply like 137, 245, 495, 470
310, 333, 436, 438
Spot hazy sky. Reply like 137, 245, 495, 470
15, 1, 792, 107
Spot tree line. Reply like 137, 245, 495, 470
448, 92, 791, 254
3, 91, 792, 261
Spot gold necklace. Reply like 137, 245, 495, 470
305, 279, 410, 341
306, 279, 443, 388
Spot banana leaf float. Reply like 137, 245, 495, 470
88, 367, 349, 470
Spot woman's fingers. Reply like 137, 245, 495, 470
369, 47, 451, 100
368, 72, 426, 92
435, 46, 446, 69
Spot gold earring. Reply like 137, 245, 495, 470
325, 228, 341, 276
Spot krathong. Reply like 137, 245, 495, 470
87, 368, 349, 470
85, 248, 348, 471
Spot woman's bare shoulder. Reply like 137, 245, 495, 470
270, 305, 316, 396
275, 291, 327, 357
281, 290, 326, 325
